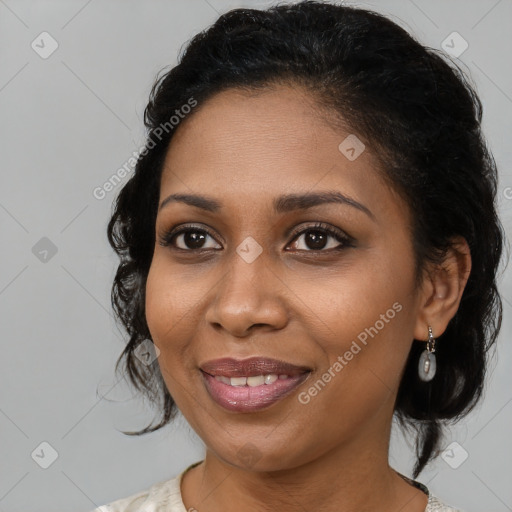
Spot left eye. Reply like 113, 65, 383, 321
287, 224, 353, 252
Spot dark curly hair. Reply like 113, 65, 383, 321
106, 0, 506, 479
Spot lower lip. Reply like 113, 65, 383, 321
201, 370, 311, 412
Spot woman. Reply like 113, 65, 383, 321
94, 1, 505, 511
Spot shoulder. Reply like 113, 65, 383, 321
90, 461, 203, 512
427, 493, 465, 512
395, 470, 464, 512
90, 476, 182, 512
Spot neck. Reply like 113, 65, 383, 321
181, 415, 428, 512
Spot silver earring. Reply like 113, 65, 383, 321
418, 325, 436, 382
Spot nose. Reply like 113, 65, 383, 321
204, 247, 289, 337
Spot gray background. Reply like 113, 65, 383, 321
1, 1, 511, 511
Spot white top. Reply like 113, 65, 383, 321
91, 461, 463, 512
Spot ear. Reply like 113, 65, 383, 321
413, 236, 472, 341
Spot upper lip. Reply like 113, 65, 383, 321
200, 357, 312, 378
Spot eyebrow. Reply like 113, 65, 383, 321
159, 190, 375, 220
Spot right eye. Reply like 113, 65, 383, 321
158, 224, 222, 251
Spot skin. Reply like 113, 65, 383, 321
145, 84, 471, 512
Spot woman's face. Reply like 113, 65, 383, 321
145, 84, 425, 471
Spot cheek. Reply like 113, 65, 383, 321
300, 306, 412, 443
305, 257, 415, 387
144, 261, 190, 406
145, 256, 199, 340
144, 261, 168, 339
144, 256, 209, 387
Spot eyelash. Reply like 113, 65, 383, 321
158, 221, 354, 253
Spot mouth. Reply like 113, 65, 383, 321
199, 356, 312, 412
200, 356, 312, 378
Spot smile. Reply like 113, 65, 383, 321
201, 369, 311, 412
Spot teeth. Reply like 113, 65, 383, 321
265, 374, 279, 384
247, 375, 265, 387
230, 377, 247, 386
214, 373, 288, 387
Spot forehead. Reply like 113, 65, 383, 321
159, 85, 406, 224
165, 84, 343, 166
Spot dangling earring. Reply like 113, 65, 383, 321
418, 325, 436, 382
